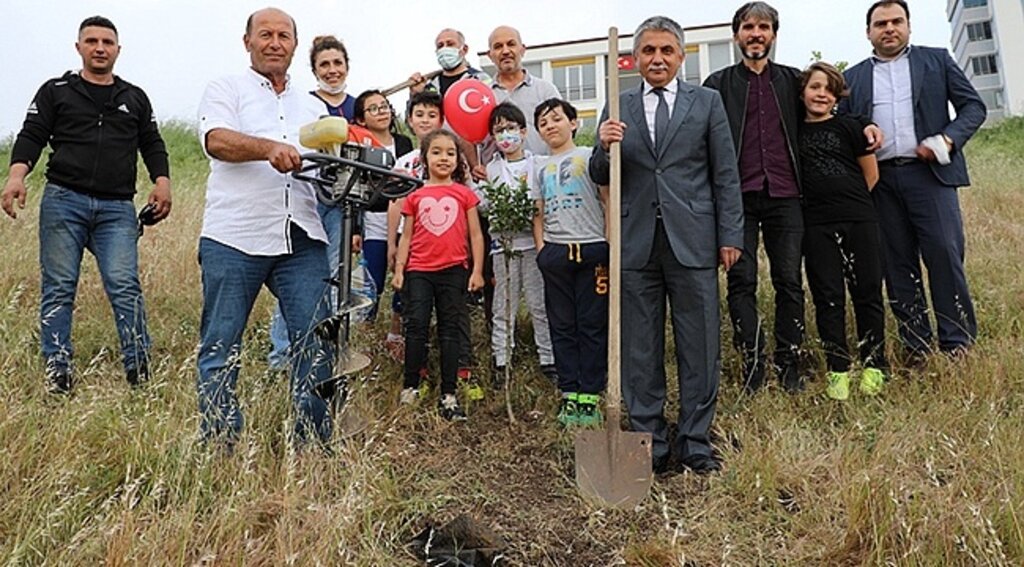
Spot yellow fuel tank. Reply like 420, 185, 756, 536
299, 116, 350, 151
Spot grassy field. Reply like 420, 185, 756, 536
1, 119, 1022, 566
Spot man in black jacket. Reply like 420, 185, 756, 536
1, 16, 171, 394
703, 2, 805, 394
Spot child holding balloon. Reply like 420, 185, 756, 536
392, 130, 485, 421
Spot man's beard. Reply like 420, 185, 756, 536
742, 42, 772, 61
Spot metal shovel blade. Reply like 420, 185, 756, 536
575, 428, 653, 509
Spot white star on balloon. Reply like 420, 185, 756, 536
481, 95, 491, 105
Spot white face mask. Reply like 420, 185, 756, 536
317, 78, 346, 96
495, 129, 524, 154
436, 46, 464, 71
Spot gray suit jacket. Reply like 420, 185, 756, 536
590, 79, 743, 270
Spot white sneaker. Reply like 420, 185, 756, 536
399, 387, 420, 405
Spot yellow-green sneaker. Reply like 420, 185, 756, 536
825, 371, 850, 401
557, 393, 579, 427
860, 367, 886, 396
576, 393, 604, 428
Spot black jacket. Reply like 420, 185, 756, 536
703, 60, 804, 191
10, 71, 169, 199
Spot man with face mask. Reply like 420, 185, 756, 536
409, 28, 492, 97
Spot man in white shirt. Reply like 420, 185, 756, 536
842, 0, 985, 362
196, 7, 334, 448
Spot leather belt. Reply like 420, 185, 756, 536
881, 157, 920, 167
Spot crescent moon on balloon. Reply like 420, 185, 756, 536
458, 89, 484, 114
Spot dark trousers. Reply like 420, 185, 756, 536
402, 266, 469, 395
726, 191, 805, 369
874, 161, 976, 352
536, 241, 608, 395
804, 221, 888, 372
621, 221, 720, 461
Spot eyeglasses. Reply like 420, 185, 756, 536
365, 104, 392, 116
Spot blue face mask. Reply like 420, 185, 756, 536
436, 46, 464, 71
495, 129, 523, 154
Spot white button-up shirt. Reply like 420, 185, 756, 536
198, 68, 327, 256
871, 47, 917, 161
643, 79, 677, 148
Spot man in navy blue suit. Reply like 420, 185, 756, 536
842, 0, 985, 363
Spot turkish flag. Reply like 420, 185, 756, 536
617, 55, 635, 70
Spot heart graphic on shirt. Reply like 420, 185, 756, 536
418, 196, 459, 236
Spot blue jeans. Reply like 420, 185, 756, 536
38, 183, 150, 373
269, 202, 342, 367
197, 226, 335, 445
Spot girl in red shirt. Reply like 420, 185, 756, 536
392, 130, 485, 421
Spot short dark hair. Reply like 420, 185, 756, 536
866, 0, 910, 27
801, 62, 849, 100
406, 91, 444, 120
533, 98, 578, 136
353, 89, 396, 131
489, 102, 526, 133
310, 35, 349, 71
419, 129, 468, 184
79, 16, 117, 36
732, 2, 779, 34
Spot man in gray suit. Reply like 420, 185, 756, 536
590, 15, 744, 475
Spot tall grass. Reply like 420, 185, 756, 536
0, 120, 1022, 565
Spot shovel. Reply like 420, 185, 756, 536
574, 27, 653, 509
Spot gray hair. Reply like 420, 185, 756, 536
437, 28, 466, 46
732, 2, 779, 34
632, 16, 685, 57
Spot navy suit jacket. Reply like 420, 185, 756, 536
589, 79, 743, 270
841, 45, 986, 187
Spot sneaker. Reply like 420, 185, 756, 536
399, 387, 420, 405
492, 365, 507, 389
385, 334, 405, 362
860, 367, 886, 396
540, 364, 559, 384
126, 364, 150, 387
458, 367, 485, 401
825, 371, 850, 401
438, 394, 467, 421
741, 356, 766, 394
576, 393, 604, 427
779, 363, 803, 394
557, 393, 579, 427
46, 366, 73, 395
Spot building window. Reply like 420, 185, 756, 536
966, 21, 993, 41
708, 42, 733, 74
979, 88, 1004, 109
963, 0, 987, 7
552, 60, 597, 101
684, 48, 701, 84
523, 62, 542, 79
970, 54, 998, 75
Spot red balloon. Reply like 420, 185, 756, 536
443, 79, 496, 144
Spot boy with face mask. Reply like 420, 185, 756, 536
484, 102, 557, 386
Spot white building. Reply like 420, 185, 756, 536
477, 23, 739, 132
947, 0, 1024, 121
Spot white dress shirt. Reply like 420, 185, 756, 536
198, 68, 327, 256
871, 47, 918, 161
642, 78, 677, 148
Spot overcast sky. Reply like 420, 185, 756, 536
0, 0, 953, 138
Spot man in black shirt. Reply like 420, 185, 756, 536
1, 16, 171, 394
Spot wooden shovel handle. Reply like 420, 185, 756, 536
606, 27, 623, 423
